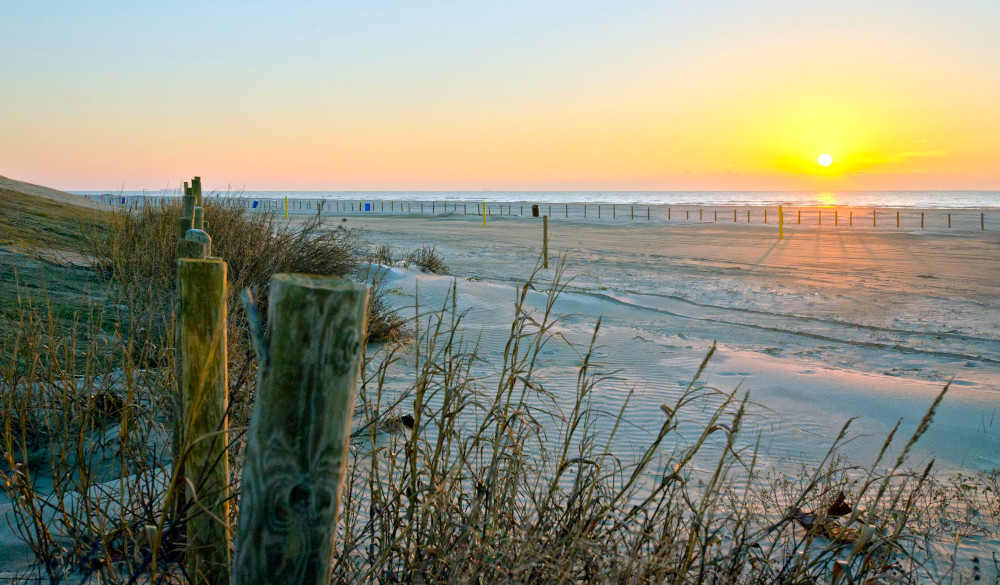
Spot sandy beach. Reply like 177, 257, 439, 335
321, 210, 1000, 473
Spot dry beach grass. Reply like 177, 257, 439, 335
1, 190, 998, 583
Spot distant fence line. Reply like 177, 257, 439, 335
83, 193, 996, 232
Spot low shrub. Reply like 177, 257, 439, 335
406, 244, 448, 274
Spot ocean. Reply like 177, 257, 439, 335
75, 190, 1000, 209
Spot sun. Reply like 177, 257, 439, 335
818, 153, 833, 167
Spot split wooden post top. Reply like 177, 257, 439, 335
179, 176, 210, 259
232, 274, 369, 585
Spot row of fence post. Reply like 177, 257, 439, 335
171, 175, 368, 585
104, 195, 990, 231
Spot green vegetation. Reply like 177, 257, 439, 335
0, 190, 109, 343
0, 188, 108, 251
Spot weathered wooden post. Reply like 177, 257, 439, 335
948, 213, 952, 228
177, 257, 231, 585
193, 176, 202, 207
542, 215, 549, 269
779, 205, 784, 240
232, 275, 368, 585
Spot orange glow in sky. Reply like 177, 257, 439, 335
2, 2, 999, 191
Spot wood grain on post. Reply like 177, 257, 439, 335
232, 275, 369, 585
177, 258, 231, 585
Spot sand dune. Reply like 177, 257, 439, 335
0, 175, 104, 209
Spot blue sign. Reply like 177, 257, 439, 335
364, 203, 372, 212
252, 201, 258, 208
121, 197, 126, 204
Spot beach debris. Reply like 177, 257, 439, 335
88, 391, 124, 419
831, 559, 853, 585
827, 490, 853, 517
380, 413, 415, 433
790, 491, 861, 544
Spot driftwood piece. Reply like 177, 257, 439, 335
176, 258, 231, 585
232, 274, 368, 585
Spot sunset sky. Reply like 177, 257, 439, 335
2, 1, 999, 192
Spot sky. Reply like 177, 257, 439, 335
2, 0, 999, 192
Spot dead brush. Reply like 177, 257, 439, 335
405, 245, 448, 274
87, 198, 402, 350
330, 258, 998, 585
0, 298, 180, 583
2, 214, 998, 584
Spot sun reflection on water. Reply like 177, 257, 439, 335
815, 192, 838, 207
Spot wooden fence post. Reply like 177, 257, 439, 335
543, 215, 549, 269
177, 258, 231, 585
232, 275, 368, 585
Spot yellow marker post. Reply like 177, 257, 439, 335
284, 196, 289, 219
543, 215, 548, 268
482, 202, 487, 227
779, 205, 784, 240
